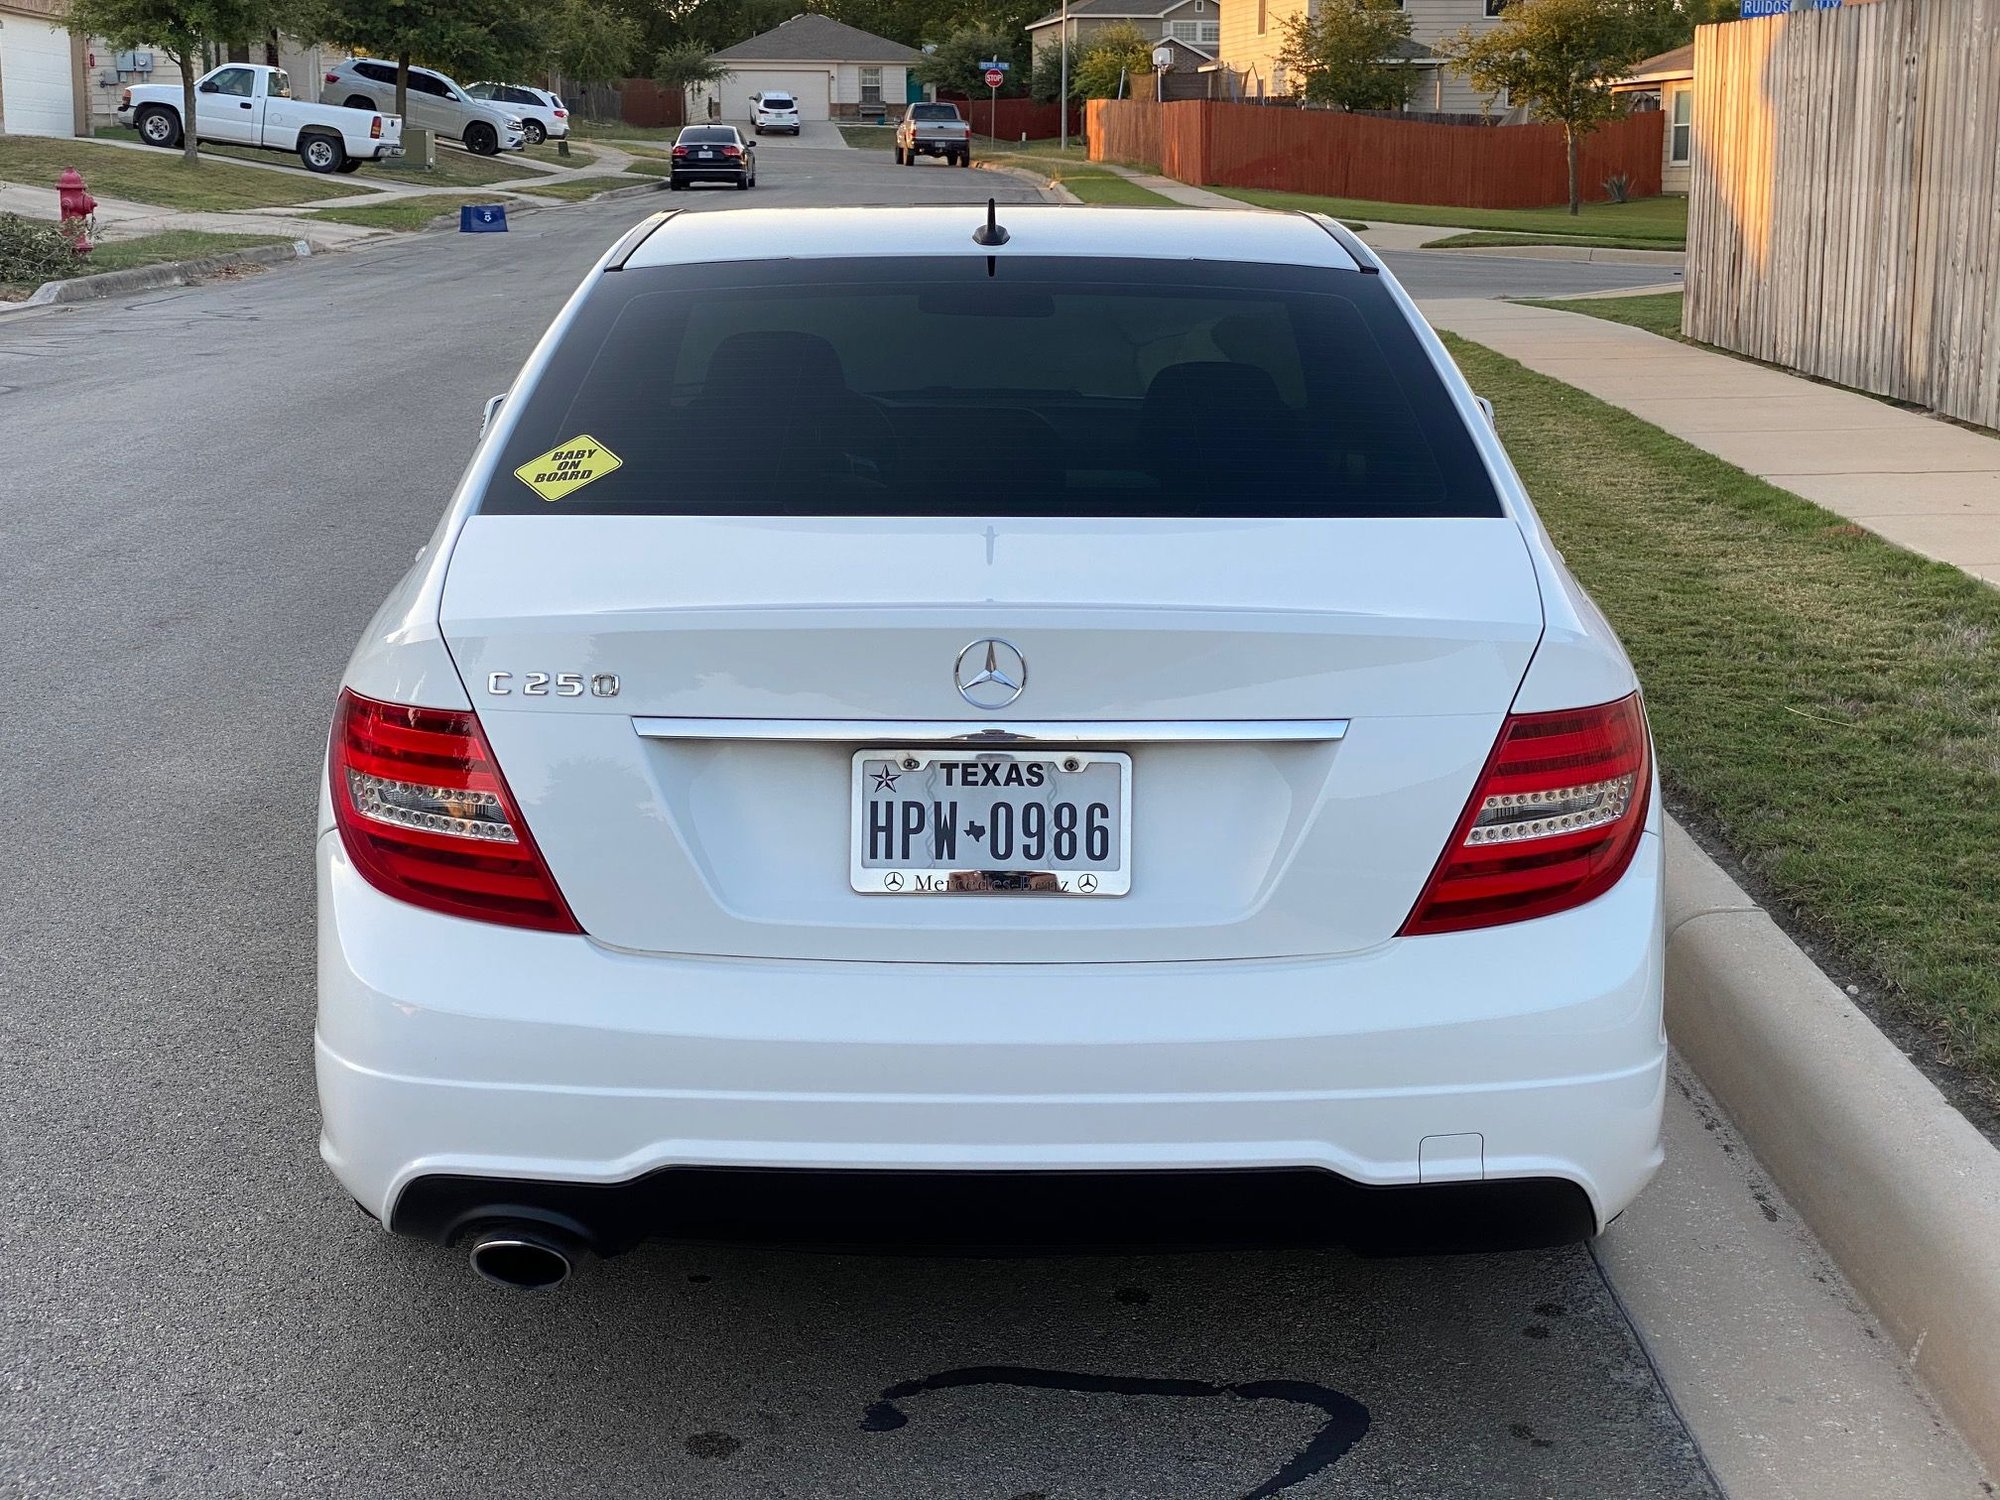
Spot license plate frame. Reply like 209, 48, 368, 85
850, 748, 1132, 896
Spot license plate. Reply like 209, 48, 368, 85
851, 749, 1130, 896
696, 148, 714, 158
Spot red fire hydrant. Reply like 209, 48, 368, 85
58, 167, 97, 255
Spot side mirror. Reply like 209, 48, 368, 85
1474, 395, 1495, 428
198, 80, 220, 93
481, 393, 506, 433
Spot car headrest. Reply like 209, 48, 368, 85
700, 331, 851, 402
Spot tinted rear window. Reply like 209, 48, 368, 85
480, 256, 1499, 519
910, 104, 961, 121
761, 95, 794, 106
679, 127, 737, 143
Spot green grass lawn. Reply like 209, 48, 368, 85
371, 147, 541, 188
1447, 331, 2000, 1101
1215, 186, 1687, 245
623, 158, 673, 177
1062, 174, 1178, 207
1523, 290, 1686, 338
572, 121, 682, 143
838, 125, 897, 150
304, 193, 502, 231
507, 174, 643, 202
0, 136, 369, 210
3, 222, 290, 297
1425, 230, 1683, 252
521, 141, 597, 169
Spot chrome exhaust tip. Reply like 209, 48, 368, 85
467, 1225, 573, 1290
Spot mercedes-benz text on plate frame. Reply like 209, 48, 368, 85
851, 748, 1132, 895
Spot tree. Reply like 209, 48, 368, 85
1442, 0, 1649, 214
914, 24, 1024, 99
68, 0, 282, 163
1616, 0, 1737, 61
548, 0, 640, 89
653, 40, 731, 119
301, 0, 541, 118
1276, 0, 1416, 110
1028, 39, 1077, 103
1072, 20, 1152, 100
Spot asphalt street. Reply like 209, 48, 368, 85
1, 147, 1715, 1498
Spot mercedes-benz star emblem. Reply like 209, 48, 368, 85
954, 637, 1028, 710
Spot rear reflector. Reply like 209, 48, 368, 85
1400, 694, 1651, 936
330, 689, 580, 933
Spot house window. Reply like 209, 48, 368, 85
1484, 0, 1510, 14
1166, 20, 1221, 44
860, 66, 883, 104
1669, 87, 1692, 164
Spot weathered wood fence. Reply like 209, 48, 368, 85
1686, 0, 2000, 430
1088, 99, 1662, 209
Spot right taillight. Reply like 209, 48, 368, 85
330, 689, 579, 934
1400, 693, 1652, 936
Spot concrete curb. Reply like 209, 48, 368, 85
17, 239, 313, 308
972, 160, 1077, 205
1663, 819, 2000, 1475
1420, 238, 1685, 266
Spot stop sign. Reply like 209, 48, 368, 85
984, 67, 1005, 88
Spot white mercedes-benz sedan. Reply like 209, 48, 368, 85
317, 204, 1664, 1289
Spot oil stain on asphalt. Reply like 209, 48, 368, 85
862, 1366, 1370, 1500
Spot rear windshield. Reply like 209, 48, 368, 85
910, 104, 961, 121
678, 126, 738, 143
480, 256, 1500, 519
761, 95, 795, 106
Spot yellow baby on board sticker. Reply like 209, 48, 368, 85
514, 435, 623, 503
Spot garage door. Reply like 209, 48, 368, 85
721, 69, 829, 122
0, 15, 76, 137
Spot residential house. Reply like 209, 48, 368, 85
700, 14, 924, 123
1218, 0, 1509, 113
1025, 0, 1224, 64
1611, 43, 1693, 193
0, 0, 86, 136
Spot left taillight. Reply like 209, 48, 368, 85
1400, 693, 1652, 936
370, 115, 383, 138
330, 688, 580, 933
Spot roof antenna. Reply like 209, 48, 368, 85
972, 197, 1010, 247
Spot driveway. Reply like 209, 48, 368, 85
722, 118, 850, 148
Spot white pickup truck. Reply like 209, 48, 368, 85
118, 63, 403, 175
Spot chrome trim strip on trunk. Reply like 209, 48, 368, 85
632, 718, 1350, 744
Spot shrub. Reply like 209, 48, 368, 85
0, 213, 86, 285
1602, 171, 1632, 204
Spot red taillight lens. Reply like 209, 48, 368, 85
671, 145, 688, 156
370, 115, 382, 138
330, 689, 580, 933
553, 109, 568, 118
1400, 693, 1651, 936
325, 71, 339, 83
721, 144, 742, 156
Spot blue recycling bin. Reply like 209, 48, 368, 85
460, 204, 509, 233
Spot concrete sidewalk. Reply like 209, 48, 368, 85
0, 183, 387, 248
1422, 298, 2000, 587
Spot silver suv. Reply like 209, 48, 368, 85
321, 58, 524, 155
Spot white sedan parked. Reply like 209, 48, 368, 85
317, 204, 1665, 1289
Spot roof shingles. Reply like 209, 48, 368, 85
709, 13, 926, 63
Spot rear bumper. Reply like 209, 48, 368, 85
671, 166, 748, 182
317, 828, 1666, 1246
370, 143, 404, 160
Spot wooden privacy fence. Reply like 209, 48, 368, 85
1088, 100, 1662, 209
938, 96, 1083, 141
1686, 1, 2000, 430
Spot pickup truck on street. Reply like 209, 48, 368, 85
118, 63, 403, 175
894, 102, 972, 167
